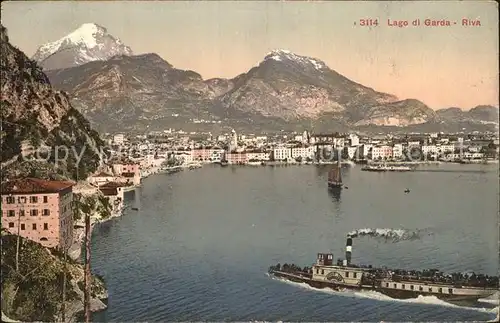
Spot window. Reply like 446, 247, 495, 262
6, 196, 15, 204
8, 222, 14, 228
30, 209, 38, 216
438, 288, 442, 293
393, 283, 397, 288
385, 283, 389, 287
18, 197, 27, 204
402, 284, 405, 289
20, 223, 25, 230
316, 268, 319, 274
353, 272, 357, 278
345, 272, 350, 278
30, 196, 38, 203
42, 209, 50, 216
7, 210, 15, 217
328, 254, 332, 260
43, 196, 48, 203
32, 223, 37, 230
429, 287, 432, 292
410, 285, 414, 290
419, 286, 423, 291
19, 210, 25, 217
321, 269, 324, 275
448, 288, 453, 294
43, 223, 48, 230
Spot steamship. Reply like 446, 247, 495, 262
361, 165, 412, 172
268, 236, 498, 305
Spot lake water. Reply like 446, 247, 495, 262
91, 163, 499, 322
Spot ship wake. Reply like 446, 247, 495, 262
347, 227, 433, 242
267, 273, 498, 318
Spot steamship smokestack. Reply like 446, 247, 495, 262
345, 235, 353, 266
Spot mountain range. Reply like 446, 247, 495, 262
32, 23, 499, 133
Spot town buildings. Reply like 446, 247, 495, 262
111, 160, 141, 186
102, 128, 499, 167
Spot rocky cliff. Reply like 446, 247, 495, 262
0, 23, 106, 180
354, 99, 437, 127
1, 232, 107, 322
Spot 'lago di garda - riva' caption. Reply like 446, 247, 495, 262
357, 18, 481, 27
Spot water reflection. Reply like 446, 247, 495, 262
328, 187, 342, 202
95, 220, 113, 237
315, 165, 331, 176
315, 164, 351, 177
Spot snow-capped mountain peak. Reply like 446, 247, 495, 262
263, 49, 327, 70
64, 23, 106, 49
32, 23, 133, 71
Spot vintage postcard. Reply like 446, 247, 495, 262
0, 1, 498, 322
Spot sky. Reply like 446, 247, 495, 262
1, 1, 498, 110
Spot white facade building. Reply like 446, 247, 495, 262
371, 145, 393, 159
333, 137, 345, 149
246, 151, 270, 161
273, 147, 292, 160
349, 134, 360, 147
291, 146, 315, 159
437, 144, 455, 153
392, 144, 404, 159
172, 151, 193, 164
422, 145, 439, 155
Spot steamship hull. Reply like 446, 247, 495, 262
268, 270, 495, 305
377, 288, 492, 304
269, 270, 364, 291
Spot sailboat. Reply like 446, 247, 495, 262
327, 158, 342, 189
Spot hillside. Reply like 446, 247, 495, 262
45, 53, 220, 133
0, 23, 106, 180
1, 232, 107, 322
219, 49, 401, 121
47, 48, 441, 132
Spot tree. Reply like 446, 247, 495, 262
295, 156, 303, 163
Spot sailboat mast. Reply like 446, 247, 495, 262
337, 148, 342, 183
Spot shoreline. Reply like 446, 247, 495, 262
68, 206, 125, 261
63, 203, 127, 321
203, 159, 498, 167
